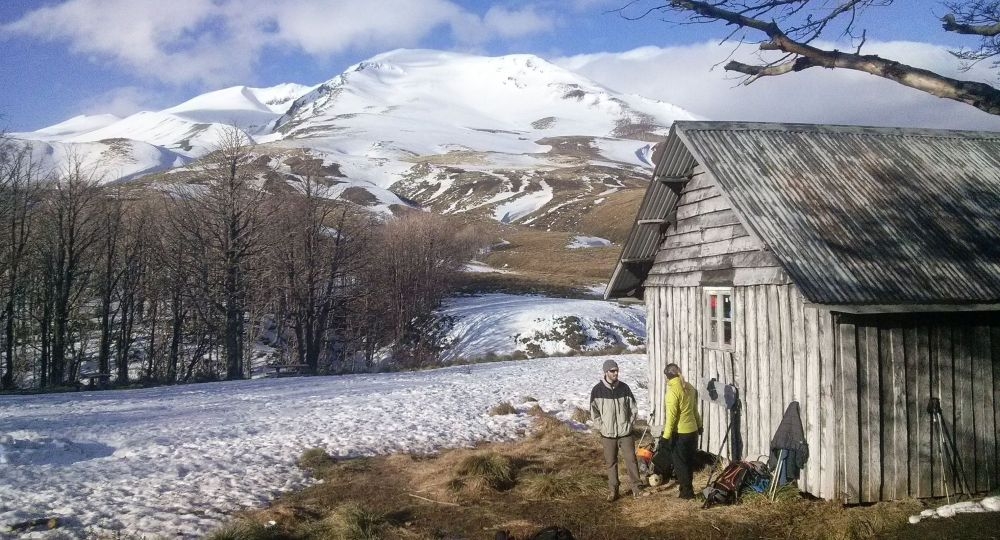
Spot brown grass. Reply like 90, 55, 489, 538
570, 407, 590, 424
577, 188, 645, 244
489, 402, 518, 416
474, 226, 621, 292
210, 410, 988, 540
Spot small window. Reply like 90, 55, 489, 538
705, 288, 733, 349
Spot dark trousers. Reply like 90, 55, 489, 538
601, 435, 640, 492
672, 432, 698, 497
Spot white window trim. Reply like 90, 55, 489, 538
704, 287, 734, 350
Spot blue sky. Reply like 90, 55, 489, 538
0, 0, 990, 131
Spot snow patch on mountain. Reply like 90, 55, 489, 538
14, 114, 122, 141
164, 84, 313, 134
14, 138, 188, 183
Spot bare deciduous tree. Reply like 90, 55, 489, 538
624, 0, 1000, 115
0, 138, 42, 389
36, 158, 103, 386
170, 128, 271, 380
268, 174, 375, 374
374, 212, 485, 368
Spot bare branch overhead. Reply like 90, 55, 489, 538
626, 0, 1000, 116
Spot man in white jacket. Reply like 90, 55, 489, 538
589, 359, 641, 501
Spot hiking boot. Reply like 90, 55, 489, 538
678, 490, 695, 500
607, 488, 619, 502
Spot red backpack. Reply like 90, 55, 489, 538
702, 461, 753, 508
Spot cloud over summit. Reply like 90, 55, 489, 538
1, 0, 558, 87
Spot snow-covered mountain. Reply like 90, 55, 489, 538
13, 49, 695, 223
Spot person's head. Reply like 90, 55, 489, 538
602, 359, 619, 382
664, 363, 682, 380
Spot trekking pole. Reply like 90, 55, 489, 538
703, 409, 735, 489
930, 398, 973, 497
929, 398, 952, 503
768, 449, 786, 502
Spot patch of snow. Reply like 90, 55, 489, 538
462, 260, 514, 274
908, 496, 1000, 524
13, 138, 190, 184
592, 138, 659, 168
493, 180, 553, 223
567, 236, 613, 249
583, 283, 609, 298
14, 114, 122, 142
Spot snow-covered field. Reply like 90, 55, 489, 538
0, 354, 649, 539
437, 294, 645, 361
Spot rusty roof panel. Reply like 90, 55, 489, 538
674, 122, 1000, 305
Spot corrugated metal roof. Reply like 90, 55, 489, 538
608, 121, 1000, 305
605, 124, 697, 299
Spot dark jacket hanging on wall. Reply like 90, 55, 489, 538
769, 401, 809, 484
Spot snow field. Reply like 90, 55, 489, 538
437, 294, 645, 361
0, 354, 648, 539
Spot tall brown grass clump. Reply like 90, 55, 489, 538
489, 401, 517, 415
306, 502, 391, 540
521, 470, 602, 500
206, 519, 281, 540
298, 447, 336, 472
453, 452, 517, 491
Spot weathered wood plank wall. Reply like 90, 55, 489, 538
837, 312, 1000, 503
647, 286, 1000, 503
645, 283, 839, 499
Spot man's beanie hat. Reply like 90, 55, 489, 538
602, 359, 619, 372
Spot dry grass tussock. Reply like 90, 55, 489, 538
210, 410, 995, 539
489, 401, 517, 416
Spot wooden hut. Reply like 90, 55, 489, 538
606, 121, 1000, 503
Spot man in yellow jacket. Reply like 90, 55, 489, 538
662, 363, 702, 499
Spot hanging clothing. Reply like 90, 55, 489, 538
768, 401, 810, 483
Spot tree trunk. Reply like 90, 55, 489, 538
168, 294, 183, 383
224, 297, 244, 380
3, 298, 14, 389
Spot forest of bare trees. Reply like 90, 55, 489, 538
0, 131, 484, 391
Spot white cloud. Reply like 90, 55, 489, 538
555, 41, 1000, 130
482, 6, 554, 38
1, 0, 558, 88
264, 0, 465, 56
78, 86, 161, 118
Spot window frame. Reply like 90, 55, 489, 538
704, 287, 734, 350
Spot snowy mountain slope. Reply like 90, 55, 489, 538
13, 84, 315, 181
275, 49, 690, 150
11, 49, 694, 222
0, 354, 649, 539
260, 50, 696, 225
13, 113, 122, 141
163, 83, 314, 133
9, 137, 189, 184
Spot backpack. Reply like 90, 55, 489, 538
650, 437, 674, 478
495, 526, 575, 540
702, 461, 753, 508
